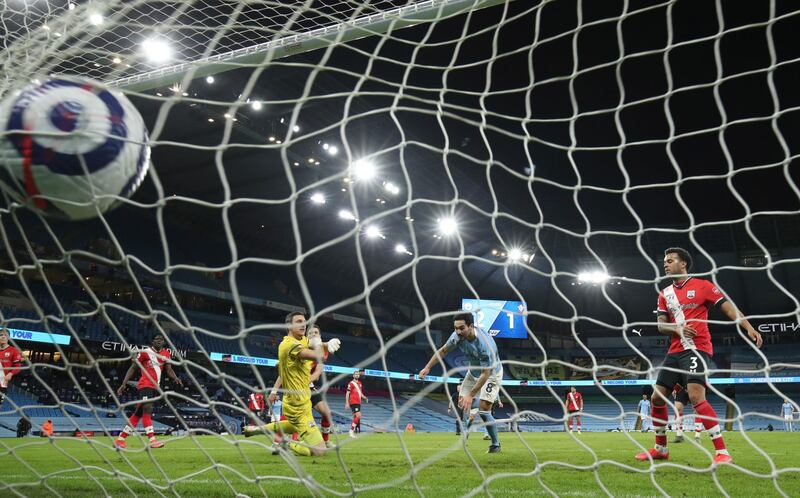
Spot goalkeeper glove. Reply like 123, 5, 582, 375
327, 338, 341, 353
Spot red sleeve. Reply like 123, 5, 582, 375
705, 280, 726, 307
657, 292, 668, 316
10, 348, 22, 375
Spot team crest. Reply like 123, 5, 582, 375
687, 290, 696, 298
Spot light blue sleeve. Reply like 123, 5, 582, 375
444, 331, 460, 352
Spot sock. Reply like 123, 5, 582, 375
292, 431, 299, 441
350, 417, 357, 431
695, 421, 702, 438
320, 416, 331, 442
695, 401, 727, 454
119, 413, 140, 439
568, 417, 573, 430
652, 403, 668, 453
676, 409, 684, 435
142, 414, 155, 440
288, 442, 311, 456
478, 411, 499, 446
577, 417, 581, 430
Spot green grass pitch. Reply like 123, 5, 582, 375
1, 432, 798, 497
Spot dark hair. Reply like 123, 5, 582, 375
152, 333, 165, 343
285, 311, 305, 324
453, 312, 474, 326
664, 247, 692, 271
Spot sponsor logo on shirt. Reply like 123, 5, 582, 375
687, 290, 696, 298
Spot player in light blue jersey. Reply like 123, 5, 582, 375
638, 394, 651, 432
419, 312, 503, 453
782, 399, 795, 432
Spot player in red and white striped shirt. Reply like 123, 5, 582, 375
0, 329, 23, 406
635, 247, 762, 465
114, 334, 183, 449
248, 391, 266, 419
565, 387, 583, 434
345, 371, 368, 438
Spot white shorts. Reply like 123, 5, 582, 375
785, 414, 793, 421
459, 370, 503, 404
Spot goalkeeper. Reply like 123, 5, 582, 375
244, 312, 340, 457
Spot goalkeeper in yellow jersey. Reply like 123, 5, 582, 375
244, 312, 340, 457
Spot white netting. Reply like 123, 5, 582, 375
1, 0, 800, 496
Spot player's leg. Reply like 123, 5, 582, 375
685, 353, 730, 463
673, 399, 685, 442
244, 415, 295, 438
349, 405, 361, 437
292, 408, 326, 457
567, 411, 573, 432
576, 415, 582, 433
141, 400, 164, 448
459, 373, 477, 437
115, 391, 148, 448
636, 362, 675, 461
313, 399, 333, 446
476, 374, 501, 452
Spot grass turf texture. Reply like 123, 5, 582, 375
1, 432, 798, 497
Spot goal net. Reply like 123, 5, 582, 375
1, 0, 800, 496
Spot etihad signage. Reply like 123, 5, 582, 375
757, 322, 800, 333
101, 340, 188, 358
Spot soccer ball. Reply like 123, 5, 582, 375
0, 76, 150, 220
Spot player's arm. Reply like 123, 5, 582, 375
718, 300, 763, 348
268, 376, 282, 403
419, 344, 451, 379
310, 362, 324, 383
345, 382, 351, 408
656, 314, 681, 336
117, 362, 137, 395
165, 363, 183, 387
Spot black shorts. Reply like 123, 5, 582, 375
138, 387, 159, 403
568, 409, 581, 416
350, 404, 361, 413
674, 388, 690, 405
310, 390, 324, 407
656, 350, 711, 391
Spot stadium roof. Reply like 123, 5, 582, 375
2, 0, 799, 316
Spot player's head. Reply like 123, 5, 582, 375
151, 334, 165, 349
453, 312, 475, 339
643, 394, 648, 399
570, 386, 576, 393
285, 312, 306, 337
353, 370, 360, 380
307, 324, 321, 340
663, 247, 692, 277
0, 329, 8, 345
